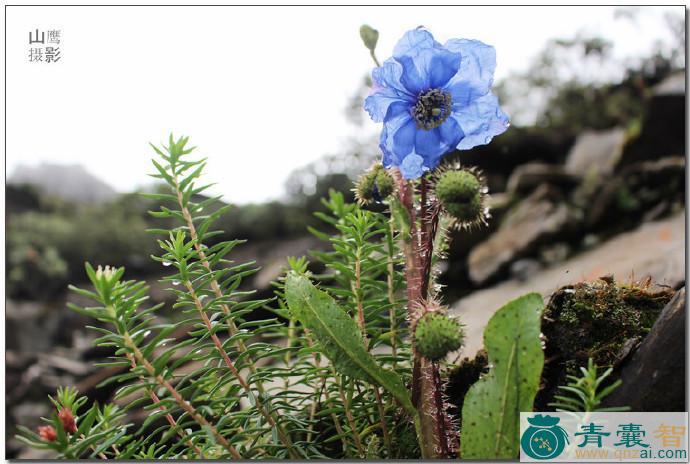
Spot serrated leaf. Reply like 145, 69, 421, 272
461, 293, 544, 459
284, 272, 414, 415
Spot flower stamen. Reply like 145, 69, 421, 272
413, 89, 452, 130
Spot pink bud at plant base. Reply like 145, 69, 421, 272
58, 408, 77, 434
38, 425, 57, 442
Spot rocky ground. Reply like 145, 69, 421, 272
453, 211, 684, 359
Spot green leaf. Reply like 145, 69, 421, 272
284, 272, 414, 415
461, 293, 544, 459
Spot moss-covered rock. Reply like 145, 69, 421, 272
543, 277, 673, 365
447, 277, 675, 413
535, 276, 674, 409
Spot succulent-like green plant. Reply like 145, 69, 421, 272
549, 358, 629, 412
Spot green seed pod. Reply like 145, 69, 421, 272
415, 312, 464, 362
435, 169, 485, 224
354, 164, 395, 204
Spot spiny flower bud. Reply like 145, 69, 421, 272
354, 164, 395, 204
38, 425, 57, 442
434, 167, 488, 228
415, 312, 464, 362
58, 407, 77, 434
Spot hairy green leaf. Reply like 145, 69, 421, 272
461, 293, 544, 459
285, 272, 414, 415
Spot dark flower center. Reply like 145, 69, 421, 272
412, 88, 452, 130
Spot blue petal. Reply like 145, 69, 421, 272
446, 80, 486, 108
451, 92, 509, 150
393, 117, 417, 157
400, 154, 425, 179
396, 55, 428, 95
397, 48, 460, 94
428, 49, 461, 88
392, 28, 460, 93
379, 126, 394, 168
414, 127, 441, 157
364, 89, 408, 123
393, 28, 440, 58
413, 117, 464, 169
443, 39, 496, 104
379, 108, 416, 166
371, 29, 508, 170
365, 59, 414, 122
438, 116, 465, 149
432, 117, 464, 165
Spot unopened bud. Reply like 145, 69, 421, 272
38, 425, 57, 442
355, 164, 395, 204
435, 168, 486, 225
96, 265, 116, 282
359, 25, 379, 52
415, 312, 464, 362
58, 408, 77, 434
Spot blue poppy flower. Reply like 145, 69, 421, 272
364, 28, 509, 179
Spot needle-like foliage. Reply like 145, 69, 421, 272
18, 136, 417, 459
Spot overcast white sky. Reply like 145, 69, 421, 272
6, 5, 683, 204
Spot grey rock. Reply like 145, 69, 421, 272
510, 259, 543, 282
506, 162, 580, 195
540, 242, 571, 264
583, 156, 685, 228
11, 401, 50, 424
252, 236, 325, 290
618, 72, 685, 167
6, 301, 65, 354
565, 128, 627, 177
468, 185, 580, 284
602, 287, 685, 411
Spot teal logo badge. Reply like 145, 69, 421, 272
521, 414, 569, 460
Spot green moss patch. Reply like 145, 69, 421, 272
535, 276, 674, 409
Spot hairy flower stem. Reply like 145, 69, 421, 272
397, 177, 451, 459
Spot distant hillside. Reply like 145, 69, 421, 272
8, 163, 117, 203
